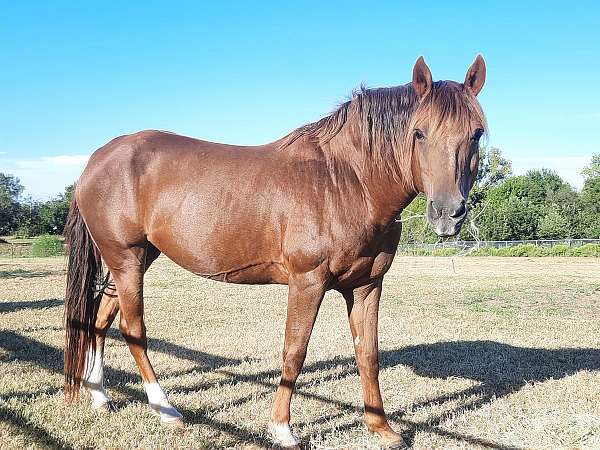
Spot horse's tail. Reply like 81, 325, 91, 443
63, 197, 108, 401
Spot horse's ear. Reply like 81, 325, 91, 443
464, 54, 486, 96
412, 56, 432, 100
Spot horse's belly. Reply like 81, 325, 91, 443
150, 232, 289, 285
191, 260, 289, 285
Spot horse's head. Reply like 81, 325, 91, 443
409, 56, 487, 237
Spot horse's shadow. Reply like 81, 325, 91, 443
0, 298, 63, 313
174, 339, 600, 448
308, 341, 600, 448
2, 321, 599, 449
295, 339, 600, 405
383, 339, 600, 398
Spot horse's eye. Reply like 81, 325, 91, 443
414, 129, 426, 141
472, 128, 484, 141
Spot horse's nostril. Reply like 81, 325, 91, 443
450, 201, 466, 219
429, 200, 442, 219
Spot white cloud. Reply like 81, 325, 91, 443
510, 155, 590, 189
3, 154, 90, 200
42, 155, 90, 166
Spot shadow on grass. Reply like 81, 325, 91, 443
0, 330, 249, 449
172, 341, 600, 449
0, 404, 74, 450
0, 268, 56, 279
0, 298, 63, 313
302, 342, 600, 449
105, 327, 244, 375
2, 328, 599, 449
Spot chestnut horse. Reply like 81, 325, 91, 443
64, 56, 486, 448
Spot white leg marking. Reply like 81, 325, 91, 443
268, 422, 299, 447
354, 335, 361, 347
144, 382, 183, 423
83, 348, 111, 408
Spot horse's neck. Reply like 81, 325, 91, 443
361, 172, 416, 229
323, 127, 417, 229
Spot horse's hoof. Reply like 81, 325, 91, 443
149, 401, 184, 426
379, 435, 407, 449
267, 422, 300, 449
367, 427, 407, 450
94, 400, 117, 413
163, 417, 185, 428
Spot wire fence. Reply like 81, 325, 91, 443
0, 242, 37, 258
398, 238, 600, 252
2, 238, 600, 258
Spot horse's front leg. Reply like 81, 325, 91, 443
269, 272, 327, 448
343, 279, 407, 449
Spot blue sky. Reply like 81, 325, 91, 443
1, 1, 599, 199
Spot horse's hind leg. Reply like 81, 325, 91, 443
83, 284, 119, 410
104, 244, 183, 426
83, 245, 161, 412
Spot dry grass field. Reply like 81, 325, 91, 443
1, 255, 599, 449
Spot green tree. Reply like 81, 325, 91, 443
468, 147, 512, 207
577, 176, 600, 238
478, 196, 541, 240
39, 184, 74, 234
473, 169, 577, 241
399, 194, 438, 244
538, 205, 571, 239
15, 199, 43, 237
0, 173, 24, 235
581, 154, 600, 181
16, 184, 74, 236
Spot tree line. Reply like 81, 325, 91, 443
0, 175, 73, 237
0, 150, 599, 241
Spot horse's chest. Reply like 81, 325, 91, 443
334, 251, 395, 289
331, 224, 401, 289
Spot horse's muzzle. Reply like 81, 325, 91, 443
426, 198, 468, 237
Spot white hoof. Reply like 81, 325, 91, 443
149, 401, 184, 423
144, 382, 183, 424
268, 422, 299, 448
84, 381, 113, 410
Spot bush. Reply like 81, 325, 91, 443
548, 244, 569, 256
470, 247, 498, 256
31, 235, 64, 257
14, 226, 32, 239
397, 247, 460, 256
506, 244, 539, 256
571, 243, 600, 257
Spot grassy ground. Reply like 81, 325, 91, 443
0, 256, 599, 449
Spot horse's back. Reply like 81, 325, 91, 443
76, 130, 388, 287
77, 130, 292, 283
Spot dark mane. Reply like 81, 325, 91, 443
280, 81, 487, 187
